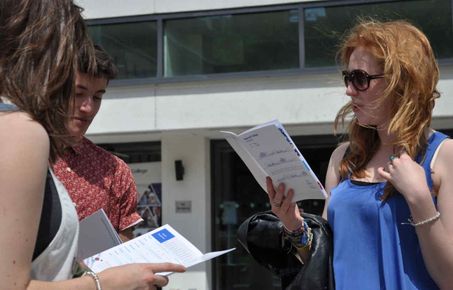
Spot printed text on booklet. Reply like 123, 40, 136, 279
83, 224, 235, 275
221, 119, 327, 202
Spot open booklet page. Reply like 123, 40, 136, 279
221, 119, 327, 202
83, 224, 235, 275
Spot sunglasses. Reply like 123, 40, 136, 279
342, 69, 384, 91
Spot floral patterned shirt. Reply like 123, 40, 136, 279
53, 137, 142, 232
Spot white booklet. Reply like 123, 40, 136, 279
221, 119, 327, 202
78, 209, 122, 260
83, 224, 235, 275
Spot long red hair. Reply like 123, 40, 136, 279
335, 19, 440, 199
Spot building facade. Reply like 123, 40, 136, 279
76, 0, 453, 289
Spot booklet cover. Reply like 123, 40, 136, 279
78, 209, 122, 260
83, 224, 235, 275
221, 119, 327, 202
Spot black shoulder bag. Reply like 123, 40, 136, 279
237, 211, 335, 290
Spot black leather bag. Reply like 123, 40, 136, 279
237, 211, 334, 290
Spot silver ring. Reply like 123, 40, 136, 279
389, 154, 397, 162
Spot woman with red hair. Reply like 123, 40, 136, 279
267, 19, 453, 290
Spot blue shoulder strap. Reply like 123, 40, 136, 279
0, 103, 18, 111
416, 131, 449, 190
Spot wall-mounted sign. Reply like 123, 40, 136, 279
175, 200, 192, 213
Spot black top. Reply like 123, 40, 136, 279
32, 171, 62, 260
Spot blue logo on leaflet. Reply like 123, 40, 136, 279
152, 229, 175, 243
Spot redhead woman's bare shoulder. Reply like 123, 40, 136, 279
322, 141, 349, 219
330, 141, 350, 166
435, 139, 453, 176
325, 142, 349, 191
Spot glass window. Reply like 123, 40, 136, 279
304, 0, 453, 67
97, 142, 161, 163
88, 21, 157, 79
164, 10, 299, 77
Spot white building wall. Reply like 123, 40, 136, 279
161, 133, 212, 290
90, 75, 346, 134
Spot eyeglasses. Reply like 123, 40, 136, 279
342, 69, 384, 91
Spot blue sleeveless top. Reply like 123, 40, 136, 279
327, 131, 448, 290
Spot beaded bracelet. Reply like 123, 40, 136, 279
403, 211, 441, 227
83, 271, 102, 290
283, 220, 308, 237
283, 220, 313, 250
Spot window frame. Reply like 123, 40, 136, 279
86, 0, 453, 86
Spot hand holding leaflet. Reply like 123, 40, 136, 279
83, 224, 235, 275
221, 119, 327, 202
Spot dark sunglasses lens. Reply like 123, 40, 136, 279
352, 71, 368, 90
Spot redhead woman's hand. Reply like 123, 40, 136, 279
98, 263, 186, 290
266, 176, 303, 231
377, 152, 431, 201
